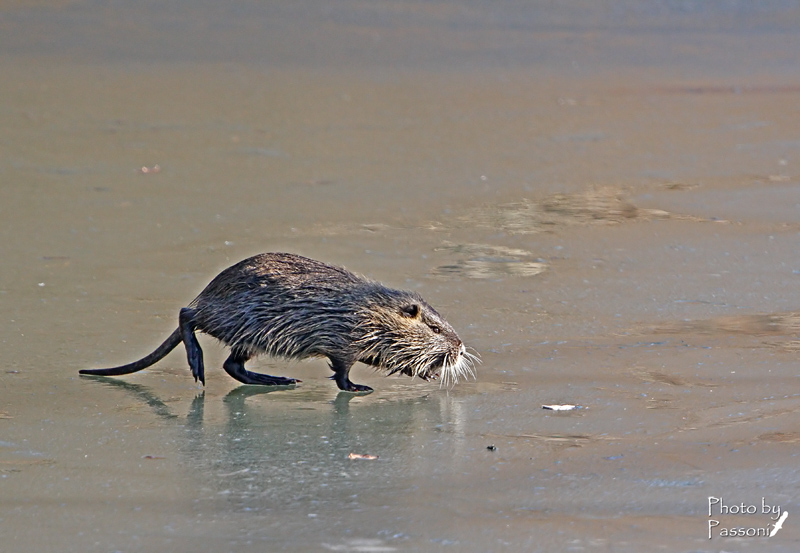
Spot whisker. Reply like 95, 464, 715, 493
438, 346, 478, 388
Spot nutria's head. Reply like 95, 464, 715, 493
353, 287, 478, 385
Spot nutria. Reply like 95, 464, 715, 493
80, 253, 476, 392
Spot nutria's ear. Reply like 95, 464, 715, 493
401, 304, 420, 318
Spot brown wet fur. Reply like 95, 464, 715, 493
81, 253, 469, 392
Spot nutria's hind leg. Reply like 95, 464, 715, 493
222, 350, 300, 387
179, 308, 205, 384
329, 357, 373, 393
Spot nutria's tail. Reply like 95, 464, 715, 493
80, 329, 182, 377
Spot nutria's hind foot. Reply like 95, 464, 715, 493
179, 308, 205, 385
222, 352, 300, 387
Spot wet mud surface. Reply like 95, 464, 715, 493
2, 2, 800, 552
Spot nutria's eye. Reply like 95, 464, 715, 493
401, 304, 420, 318
429, 324, 441, 334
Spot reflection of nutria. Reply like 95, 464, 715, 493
80, 253, 476, 392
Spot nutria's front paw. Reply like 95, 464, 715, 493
340, 382, 373, 393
